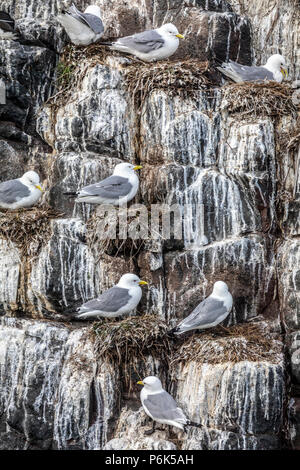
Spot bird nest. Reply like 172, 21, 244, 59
47, 43, 212, 110
0, 206, 63, 257
86, 206, 146, 260
170, 322, 283, 366
91, 314, 170, 368
221, 81, 298, 118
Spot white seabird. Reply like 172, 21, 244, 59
217, 54, 288, 83
64, 162, 142, 206
101, 23, 184, 62
57, 3, 104, 46
137, 376, 202, 434
169, 281, 233, 335
0, 171, 44, 210
76, 273, 148, 319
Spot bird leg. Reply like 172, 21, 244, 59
144, 420, 156, 436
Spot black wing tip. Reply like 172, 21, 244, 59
187, 420, 202, 428
167, 327, 179, 337
63, 191, 77, 196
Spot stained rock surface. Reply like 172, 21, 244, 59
0, 0, 299, 450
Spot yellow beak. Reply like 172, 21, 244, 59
281, 67, 288, 78
137, 381, 144, 385
133, 165, 142, 171
176, 33, 184, 39
35, 185, 44, 192
138, 280, 148, 286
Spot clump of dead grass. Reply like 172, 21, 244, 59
0, 206, 63, 257
221, 81, 298, 118
91, 314, 170, 367
47, 43, 212, 110
171, 322, 283, 366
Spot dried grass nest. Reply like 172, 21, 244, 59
221, 81, 298, 118
0, 206, 63, 257
171, 321, 283, 366
91, 314, 171, 366
47, 43, 212, 109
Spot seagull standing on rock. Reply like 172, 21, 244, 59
64, 162, 142, 206
76, 273, 148, 320
217, 54, 288, 83
0, 171, 44, 210
100, 23, 184, 62
169, 281, 233, 335
57, 3, 104, 46
137, 376, 202, 434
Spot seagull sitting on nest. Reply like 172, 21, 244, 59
99, 23, 184, 62
57, 3, 104, 46
137, 376, 202, 434
169, 281, 233, 335
0, 11, 18, 40
0, 171, 44, 210
64, 162, 142, 206
76, 273, 148, 319
217, 54, 288, 83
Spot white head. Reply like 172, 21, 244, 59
113, 162, 142, 177
117, 273, 148, 288
84, 5, 101, 17
21, 171, 43, 191
137, 376, 163, 392
265, 54, 288, 77
212, 281, 229, 297
158, 23, 184, 39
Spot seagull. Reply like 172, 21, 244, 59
217, 54, 288, 83
57, 3, 104, 46
76, 273, 148, 319
64, 163, 142, 206
0, 171, 44, 210
100, 23, 184, 62
137, 376, 202, 434
169, 281, 233, 335
0, 11, 18, 40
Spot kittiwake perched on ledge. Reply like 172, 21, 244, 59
99, 23, 184, 62
217, 54, 288, 83
169, 281, 233, 335
57, 3, 104, 46
0, 171, 44, 210
64, 162, 142, 206
137, 376, 202, 434
76, 273, 148, 319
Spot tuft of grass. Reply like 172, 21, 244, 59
170, 322, 283, 366
221, 81, 298, 118
0, 206, 64, 257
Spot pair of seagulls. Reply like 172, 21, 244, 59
57, 3, 288, 82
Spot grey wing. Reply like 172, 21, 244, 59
118, 29, 165, 54
78, 286, 131, 313
0, 179, 30, 204
79, 175, 132, 199
228, 61, 274, 81
178, 297, 228, 330
68, 4, 104, 34
144, 391, 187, 423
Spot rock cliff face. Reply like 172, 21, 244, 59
0, 0, 299, 450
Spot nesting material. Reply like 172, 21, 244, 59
221, 81, 298, 118
0, 206, 63, 257
171, 322, 283, 366
47, 43, 212, 109
92, 314, 170, 366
